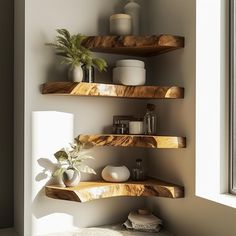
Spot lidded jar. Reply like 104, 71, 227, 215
110, 14, 132, 35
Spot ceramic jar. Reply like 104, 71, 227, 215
68, 65, 83, 82
101, 165, 130, 182
129, 121, 144, 134
62, 168, 81, 187
110, 14, 132, 35
124, 0, 141, 35
113, 59, 146, 85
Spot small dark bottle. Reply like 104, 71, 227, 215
132, 159, 146, 181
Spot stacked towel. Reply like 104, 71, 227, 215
123, 209, 163, 233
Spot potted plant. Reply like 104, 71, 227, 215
53, 140, 96, 187
46, 29, 107, 82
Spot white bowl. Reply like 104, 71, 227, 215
102, 165, 130, 182
116, 59, 145, 68
113, 67, 146, 86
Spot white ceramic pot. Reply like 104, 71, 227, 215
68, 65, 83, 82
113, 67, 146, 85
129, 121, 144, 134
101, 165, 130, 182
116, 59, 145, 68
62, 168, 81, 187
110, 14, 132, 35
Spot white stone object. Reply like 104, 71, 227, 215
124, 0, 140, 35
101, 165, 130, 182
110, 14, 132, 35
68, 65, 83, 82
62, 169, 81, 187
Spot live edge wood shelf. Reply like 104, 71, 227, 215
77, 134, 186, 149
42, 82, 184, 99
45, 179, 184, 203
82, 34, 184, 57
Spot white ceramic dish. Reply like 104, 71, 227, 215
116, 59, 145, 68
113, 67, 146, 85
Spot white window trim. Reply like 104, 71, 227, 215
195, 0, 234, 207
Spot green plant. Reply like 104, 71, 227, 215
46, 29, 107, 71
52, 140, 96, 177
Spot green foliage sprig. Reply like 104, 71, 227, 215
53, 140, 96, 177
46, 29, 107, 71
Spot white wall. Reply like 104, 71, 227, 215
147, 1, 236, 236
21, 0, 148, 235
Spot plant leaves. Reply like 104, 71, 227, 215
75, 164, 96, 174
52, 167, 66, 177
54, 150, 68, 162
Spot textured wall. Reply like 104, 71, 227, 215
0, 0, 14, 229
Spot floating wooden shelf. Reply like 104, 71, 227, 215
82, 35, 184, 56
77, 134, 186, 149
42, 82, 184, 99
45, 179, 184, 203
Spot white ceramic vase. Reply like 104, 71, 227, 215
62, 168, 81, 187
124, 0, 141, 35
101, 165, 130, 182
68, 64, 83, 82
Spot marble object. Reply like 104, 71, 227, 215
101, 165, 130, 182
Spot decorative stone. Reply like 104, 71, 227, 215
102, 165, 130, 182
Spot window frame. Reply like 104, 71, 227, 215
230, 0, 236, 194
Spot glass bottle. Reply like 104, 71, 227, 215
124, 0, 140, 35
144, 103, 157, 135
132, 159, 146, 181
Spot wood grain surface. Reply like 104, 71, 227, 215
82, 35, 184, 56
45, 179, 184, 203
77, 134, 186, 149
42, 82, 184, 99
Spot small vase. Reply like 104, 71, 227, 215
101, 165, 130, 182
68, 65, 83, 82
62, 168, 81, 187
82, 65, 95, 83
